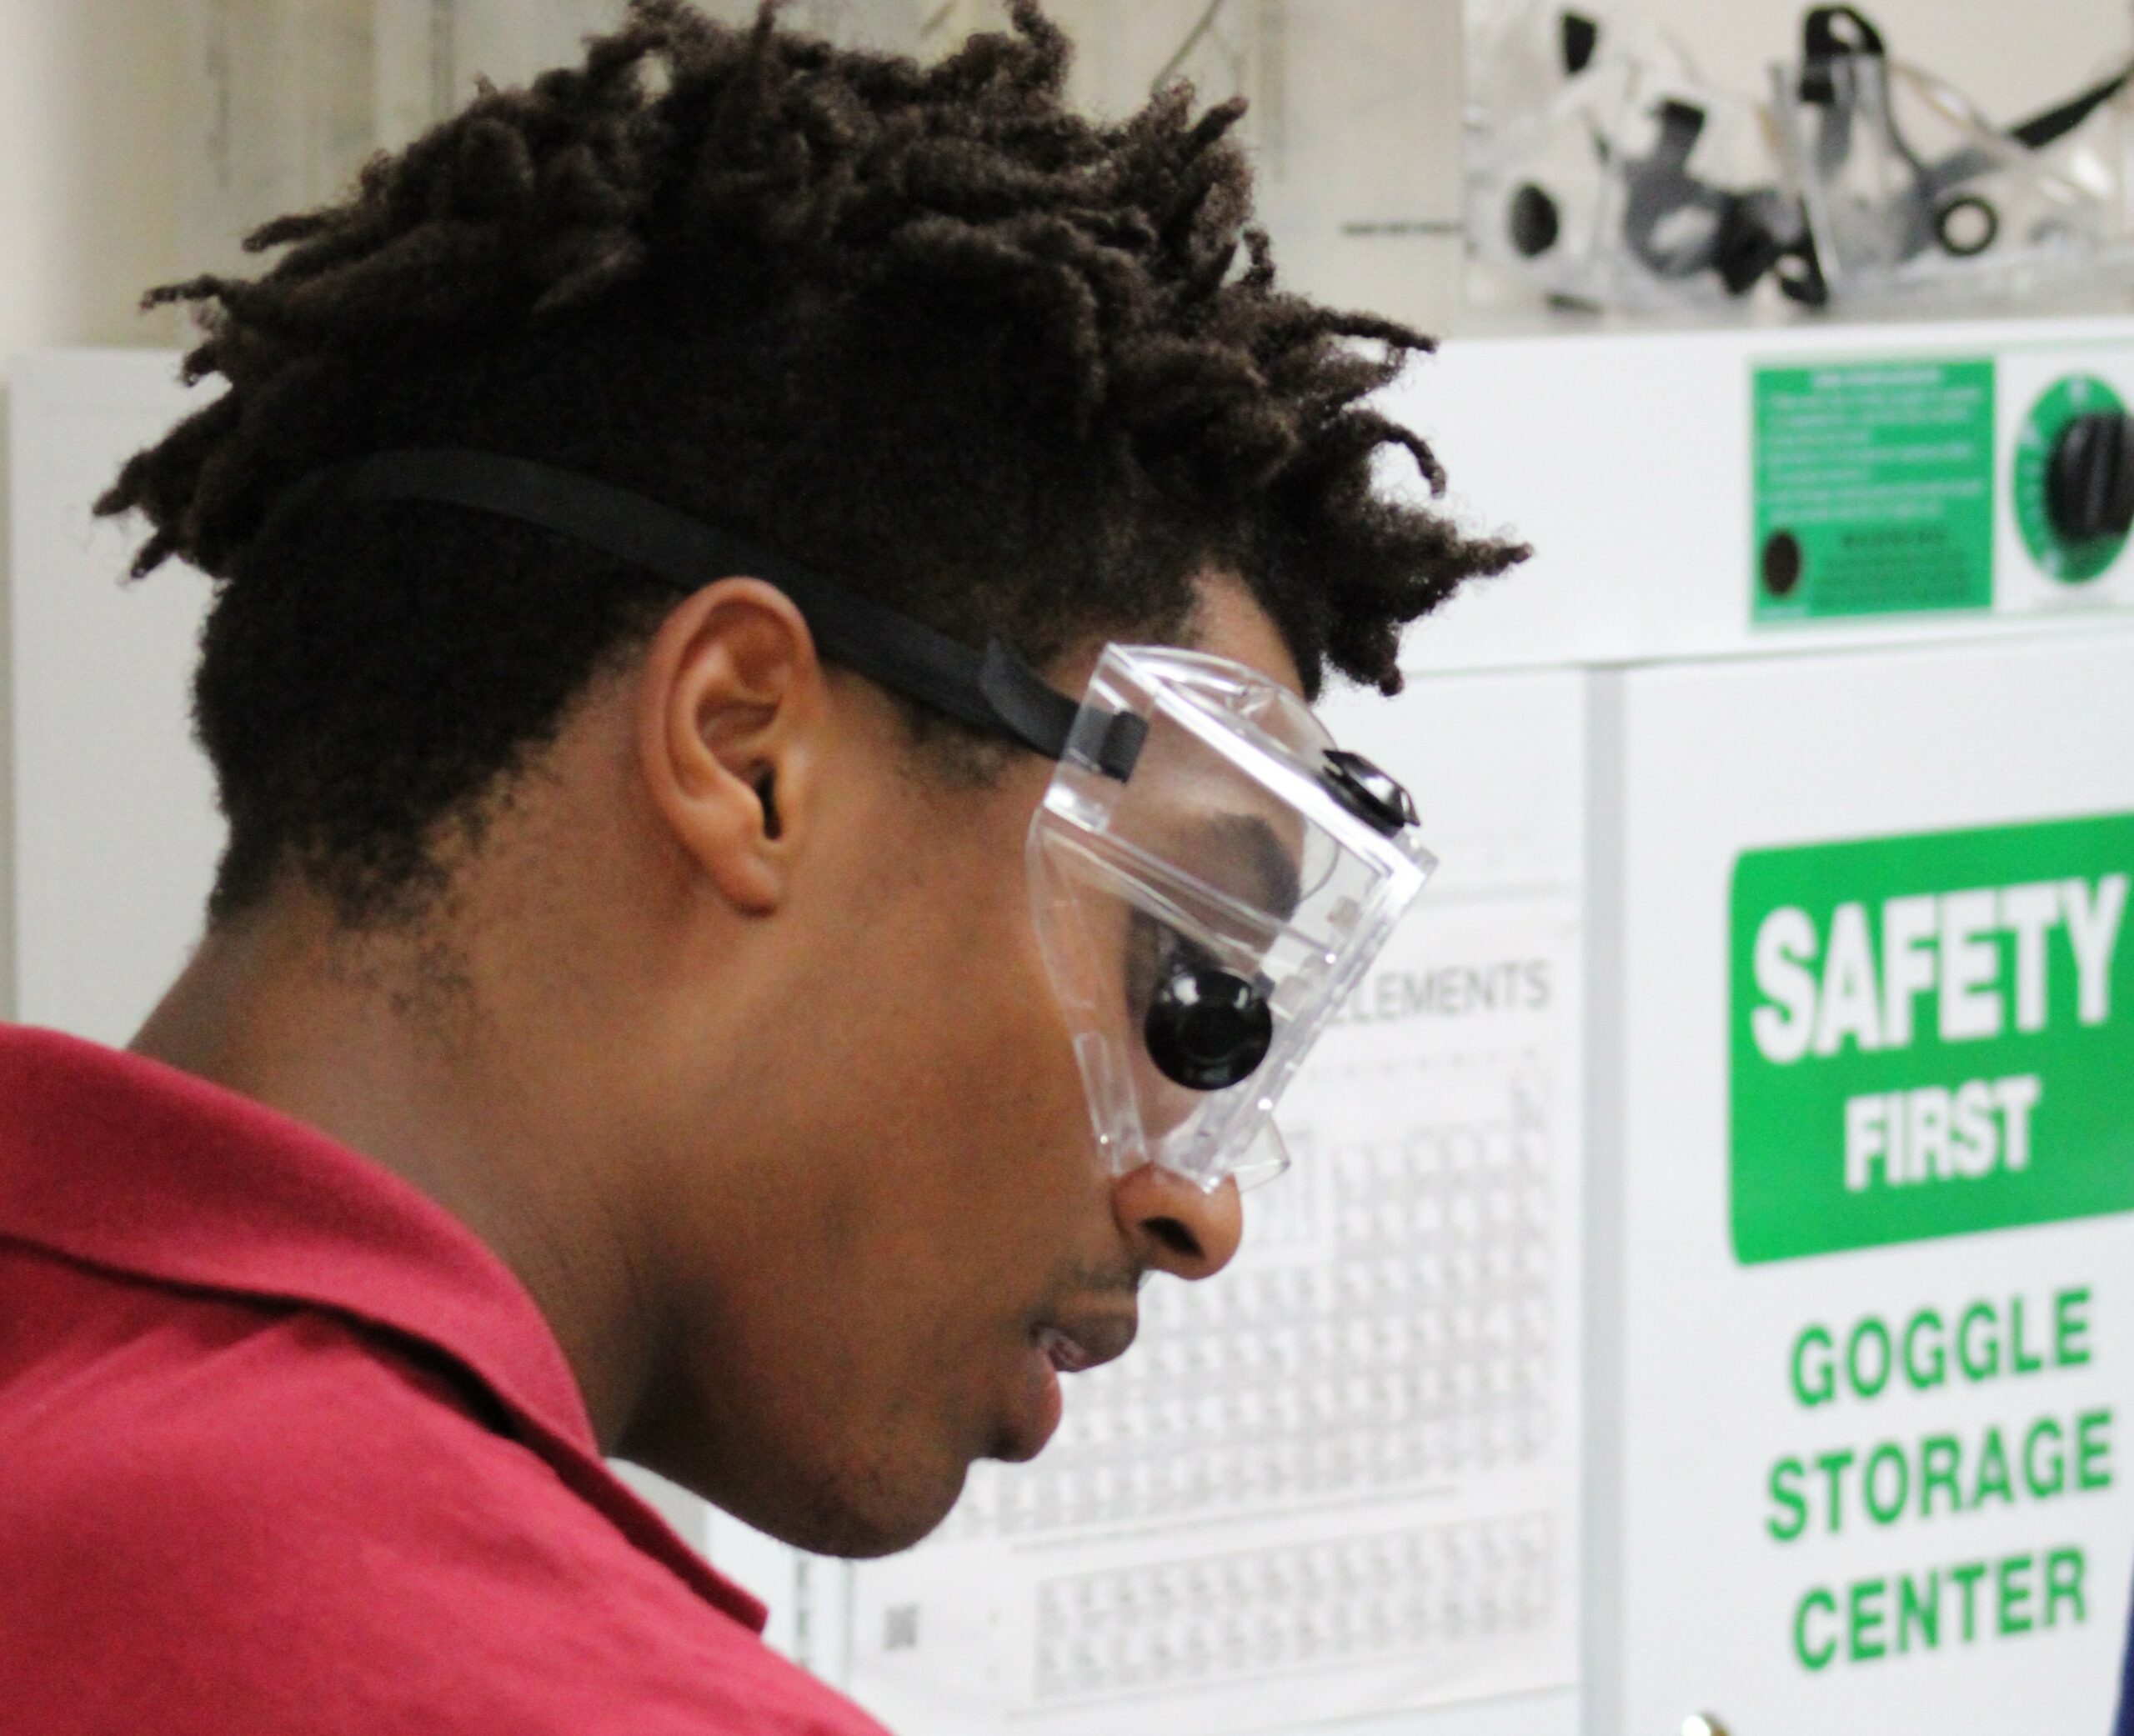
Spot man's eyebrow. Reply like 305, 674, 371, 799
1205, 812, 1302, 923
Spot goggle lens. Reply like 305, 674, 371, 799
1029, 645, 1436, 1191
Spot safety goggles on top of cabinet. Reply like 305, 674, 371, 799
1468, 2, 2134, 314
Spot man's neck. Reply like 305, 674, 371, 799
130, 894, 663, 1452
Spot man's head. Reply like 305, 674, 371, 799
101, 0, 1520, 1556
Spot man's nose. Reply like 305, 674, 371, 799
1111, 1162, 1244, 1282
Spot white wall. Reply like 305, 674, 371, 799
0, 3, 185, 356
0, 0, 188, 1019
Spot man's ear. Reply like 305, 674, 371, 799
637, 579, 825, 915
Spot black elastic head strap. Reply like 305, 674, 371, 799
276, 448, 1145, 780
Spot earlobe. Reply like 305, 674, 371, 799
638, 579, 822, 916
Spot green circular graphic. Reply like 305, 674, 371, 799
2013, 373, 2127, 584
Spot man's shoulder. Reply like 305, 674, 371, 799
0, 1233, 521, 1523
0, 1244, 886, 1736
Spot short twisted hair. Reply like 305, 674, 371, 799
99, 0, 1522, 923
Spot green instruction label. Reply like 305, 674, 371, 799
1731, 814, 2134, 1263
1753, 358, 1996, 621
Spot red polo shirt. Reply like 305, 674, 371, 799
0, 1024, 887, 1735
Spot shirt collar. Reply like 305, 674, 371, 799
0, 1022, 768, 1633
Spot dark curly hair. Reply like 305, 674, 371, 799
98, 0, 1522, 924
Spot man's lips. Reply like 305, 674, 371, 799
1032, 1307, 1137, 1376
995, 1302, 1139, 1462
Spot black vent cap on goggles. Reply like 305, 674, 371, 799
1145, 965, 1276, 1092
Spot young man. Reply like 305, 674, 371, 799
0, 3, 1517, 1730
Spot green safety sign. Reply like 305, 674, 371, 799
1752, 358, 1997, 621
1731, 814, 2134, 1264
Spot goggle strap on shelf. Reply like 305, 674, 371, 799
1796, 6, 1886, 107
1801, 3, 2131, 153
265, 448, 1149, 782
1558, 9, 1600, 77
1801, 4, 2134, 167
2006, 62, 2134, 153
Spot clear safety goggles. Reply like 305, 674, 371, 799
1775, 4, 2134, 307
1029, 645, 1433, 1192
272, 449, 1435, 1192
